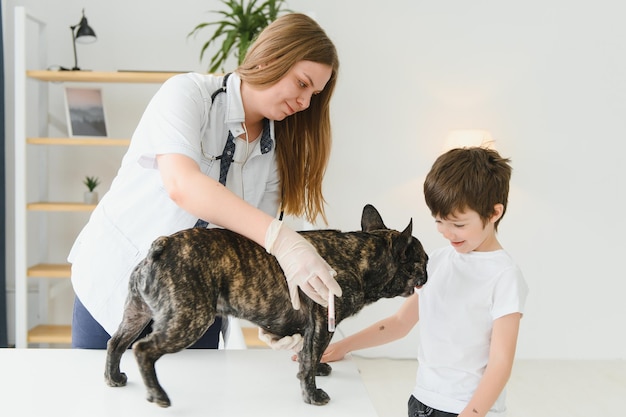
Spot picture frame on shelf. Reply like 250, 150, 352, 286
64, 87, 108, 137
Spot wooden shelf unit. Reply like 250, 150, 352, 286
13, 8, 182, 347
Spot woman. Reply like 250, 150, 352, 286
69, 13, 342, 349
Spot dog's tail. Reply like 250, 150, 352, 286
130, 236, 170, 296
147, 235, 170, 262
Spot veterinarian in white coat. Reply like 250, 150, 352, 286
68, 13, 342, 349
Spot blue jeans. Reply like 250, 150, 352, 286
71, 297, 221, 349
408, 395, 458, 417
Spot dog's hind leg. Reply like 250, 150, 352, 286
105, 292, 151, 388
132, 310, 214, 407
132, 334, 174, 407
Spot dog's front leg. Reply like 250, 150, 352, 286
297, 314, 333, 405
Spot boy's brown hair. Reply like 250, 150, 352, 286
423, 147, 512, 230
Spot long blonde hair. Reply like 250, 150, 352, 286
237, 13, 339, 225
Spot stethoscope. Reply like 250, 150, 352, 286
200, 72, 283, 220
199, 72, 251, 165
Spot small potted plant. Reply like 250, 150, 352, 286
83, 175, 100, 204
188, 0, 289, 73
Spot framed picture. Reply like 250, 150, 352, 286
64, 87, 108, 137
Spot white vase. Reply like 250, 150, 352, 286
84, 191, 99, 204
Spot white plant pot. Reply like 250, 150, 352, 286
84, 191, 99, 205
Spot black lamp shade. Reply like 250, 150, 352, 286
75, 16, 97, 44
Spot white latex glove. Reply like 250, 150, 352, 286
265, 219, 342, 310
258, 327, 304, 352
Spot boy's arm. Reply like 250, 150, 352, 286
321, 292, 420, 362
459, 312, 522, 417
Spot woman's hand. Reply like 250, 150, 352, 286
258, 328, 303, 352
265, 219, 342, 309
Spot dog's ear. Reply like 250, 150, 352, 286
361, 204, 387, 231
393, 218, 414, 262
401, 218, 413, 241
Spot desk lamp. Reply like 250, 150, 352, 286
70, 9, 97, 70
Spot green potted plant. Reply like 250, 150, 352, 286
83, 175, 100, 204
188, 0, 289, 73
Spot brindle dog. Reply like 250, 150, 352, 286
104, 204, 428, 407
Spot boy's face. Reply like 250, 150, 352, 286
434, 206, 502, 253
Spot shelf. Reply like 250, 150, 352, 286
28, 324, 72, 344
25, 320, 268, 347
241, 326, 270, 349
27, 202, 96, 211
25, 324, 269, 347
27, 137, 131, 146
26, 70, 185, 83
25, 324, 265, 347
28, 263, 71, 278
28, 324, 269, 349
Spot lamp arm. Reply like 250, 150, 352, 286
70, 25, 79, 70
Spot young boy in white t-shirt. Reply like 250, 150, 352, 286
321, 147, 529, 417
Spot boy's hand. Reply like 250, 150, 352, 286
291, 342, 348, 363
320, 342, 348, 363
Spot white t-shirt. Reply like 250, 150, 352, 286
413, 246, 529, 416
68, 72, 280, 334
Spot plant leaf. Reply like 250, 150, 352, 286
189, 0, 290, 72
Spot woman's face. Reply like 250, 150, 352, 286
246, 60, 333, 121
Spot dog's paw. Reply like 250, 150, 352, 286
316, 362, 332, 376
304, 388, 330, 406
105, 371, 128, 387
147, 389, 171, 408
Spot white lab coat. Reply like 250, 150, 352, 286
68, 72, 280, 335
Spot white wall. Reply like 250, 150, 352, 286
4, 0, 626, 360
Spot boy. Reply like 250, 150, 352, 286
321, 147, 528, 417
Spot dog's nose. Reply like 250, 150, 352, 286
417, 271, 427, 287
